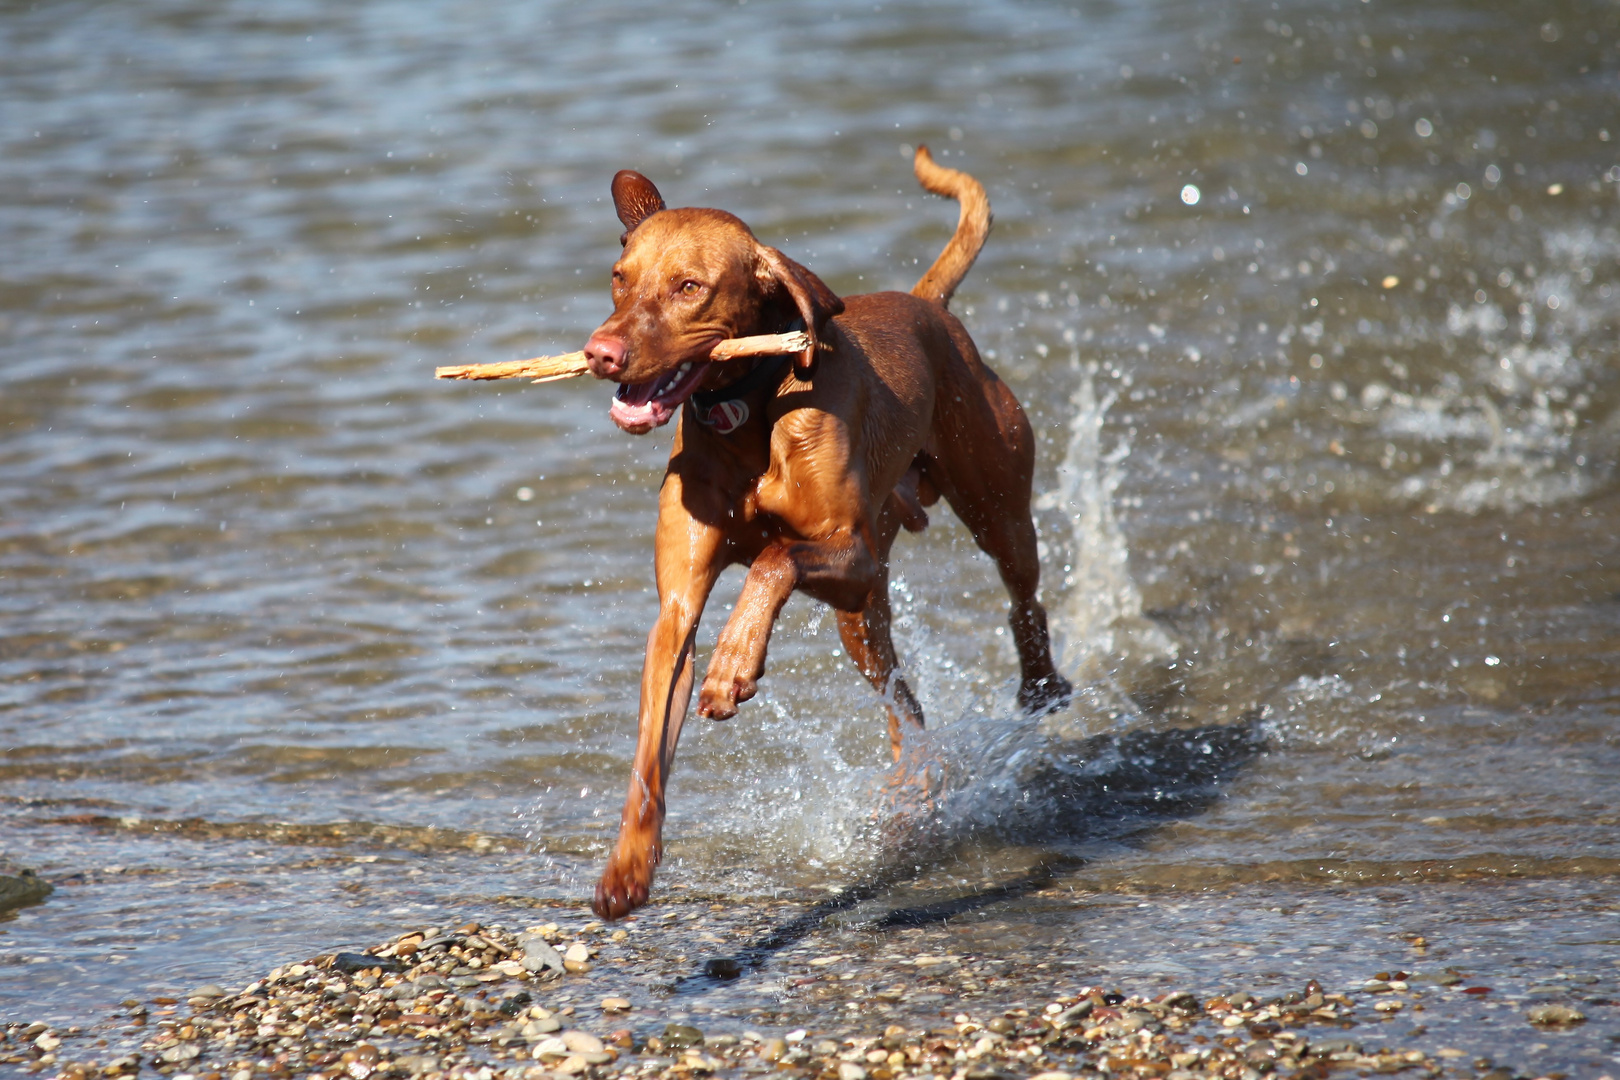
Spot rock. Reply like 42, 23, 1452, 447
600, 996, 632, 1013
533, 1037, 570, 1059
103, 1055, 141, 1075
1055, 1001, 1094, 1027
158, 1043, 201, 1064
759, 1039, 788, 1062
1245, 1040, 1277, 1063
664, 1023, 704, 1049
561, 1030, 604, 1055
0, 861, 50, 913
519, 937, 565, 977
704, 957, 742, 980
1526, 1003, 1585, 1025
556, 1054, 589, 1074
838, 1064, 868, 1080
497, 990, 533, 1015
34, 1033, 62, 1052
522, 1016, 562, 1039
1030, 1073, 1072, 1080
558, 943, 592, 973
1308, 1039, 1359, 1058
331, 952, 404, 974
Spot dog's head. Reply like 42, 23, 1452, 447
583, 170, 843, 434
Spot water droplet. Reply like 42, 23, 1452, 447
1414, 118, 1434, 137
1180, 184, 1200, 205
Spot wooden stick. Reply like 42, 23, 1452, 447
434, 330, 813, 383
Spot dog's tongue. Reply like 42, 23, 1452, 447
615, 378, 660, 408
611, 377, 669, 431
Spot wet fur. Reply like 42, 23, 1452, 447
581, 148, 1071, 919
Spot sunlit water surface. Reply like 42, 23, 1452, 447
3, 0, 1619, 1071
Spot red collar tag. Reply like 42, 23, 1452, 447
698, 398, 749, 434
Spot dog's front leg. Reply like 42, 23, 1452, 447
697, 526, 878, 720
594, 491, 725, 920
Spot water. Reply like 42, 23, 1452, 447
3, 0, 1619, 1070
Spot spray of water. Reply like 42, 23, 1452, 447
527, 367, 1189, 894
758, 366, 1189, 878
1041, 367, 1179, 679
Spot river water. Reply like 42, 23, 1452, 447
3, 0, 1618, 1071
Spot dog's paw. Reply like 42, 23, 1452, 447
697, 674, 756, 719
1018, 672, 1074, 715
697, 646, 760, 719
593, 840, 660, 920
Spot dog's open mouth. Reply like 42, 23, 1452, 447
609, 360, 713, 433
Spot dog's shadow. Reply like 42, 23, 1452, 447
680, 712, 1265, 989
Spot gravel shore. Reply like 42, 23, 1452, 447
5, 904, 1595, 1080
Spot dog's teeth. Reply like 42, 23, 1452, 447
678, 362, 691, 374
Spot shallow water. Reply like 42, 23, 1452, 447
2, 0, 1618, 1070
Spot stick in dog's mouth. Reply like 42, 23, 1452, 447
433, 329, 814, 384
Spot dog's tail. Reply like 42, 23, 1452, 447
910, 145, 992, 309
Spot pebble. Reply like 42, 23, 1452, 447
0, 860, 52, 913
702, 956, 742, 979
8, 918, 1525, 1080
561, 1030, 605, 1054
533, 1037, 569, 1059
1526, 1003, 1586, 1025
521, 937, 565, 976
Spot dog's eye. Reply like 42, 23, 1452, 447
680, 280, 704, 296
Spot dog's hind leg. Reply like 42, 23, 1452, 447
926, 364, 1072, 714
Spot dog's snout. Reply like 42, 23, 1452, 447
584, 333, 627, 379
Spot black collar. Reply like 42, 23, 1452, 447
690, 350, 792, 412
686, 319, 803, 434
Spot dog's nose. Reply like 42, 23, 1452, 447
584, 333, 627, 379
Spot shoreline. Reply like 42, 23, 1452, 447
6, 906, 1596, 1080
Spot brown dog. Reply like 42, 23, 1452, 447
581, 148, 1070, 919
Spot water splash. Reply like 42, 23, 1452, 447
1039, 367, 1178, 679
565, 368, 1193, 892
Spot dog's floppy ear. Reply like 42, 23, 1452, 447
754, 245, 844, 380
611, 170, 666, 245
